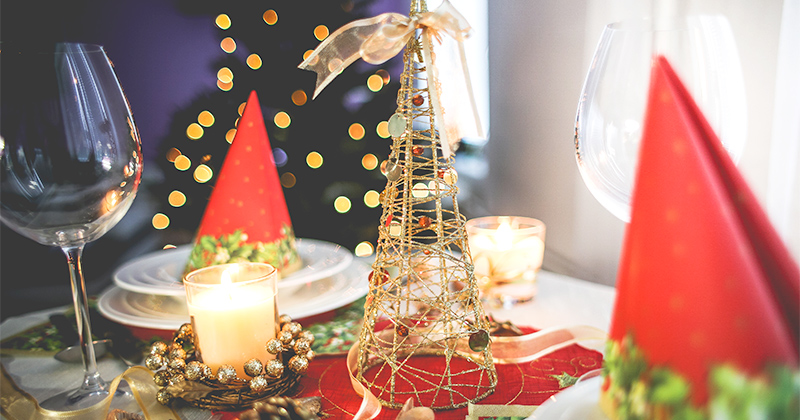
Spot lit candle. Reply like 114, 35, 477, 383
184, 263, 278, 378
466, 216, 546, 307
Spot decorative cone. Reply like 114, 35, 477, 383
185, 91, 301, 276
602, 56, 799, 418
355, 1, 497, 409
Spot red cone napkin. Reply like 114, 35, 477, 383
185, 91, 301, 276
606, 56, 799, 412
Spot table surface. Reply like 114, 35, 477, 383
0, 270, 616, 420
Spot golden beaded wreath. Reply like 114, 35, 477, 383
145, 315, 314, 410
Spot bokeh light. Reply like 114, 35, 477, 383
152, 213, 170, 230
412, 182, 429, 198
355, 241, 374, 257
220, 37, 236, 53
376, 69, 390, 84
186, 123, 204, 140
246, 54, 263, 70
198, 110, 215, 127
361, 154, 378, 170
163, 244, 177, 250
348, 123, 365, 140
168, 190, 187, 207
306, 151, 323, 169
273, 148, 288, 167
238, 102, 247, 115
166, 148, 181, 162
194, 164, 213, 183
274, 111, 291, 128
367, 74, 383, 92
364, 190, 380, 207
303, 50, 314, 61
215, 14, 231, 30
217, 67, 233, 84
217, 79, 233, 91
174, 155, 191, 171
334, 196, 351, 213
314, 25, 330, 41
376, 121, 390, 138
291, 90, 307, 106
263, 9, 278, 25
226, 129, 237, 144
280, 172, 296, 188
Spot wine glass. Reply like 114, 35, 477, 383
574, 16, 747, 221
0, 43, 142, 410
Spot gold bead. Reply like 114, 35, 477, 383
266, 338, 284, 354
150, 341, 168, 356
178, 323, 193, 335
288, 355, 308, 374
293, 338, 311, 354
305, 350, 316, 362
145, 354, 166, 371
168, 347, 187, 361
278, 314, 293, 326
168, 373, 186, 386
282, 321, 303, 337
278, 330, 294, 345
168, 357, 186, 371
217, 364, 237, 384
299, 330, 315, 345
244, 358, 264, 377
156, 388, 173, 405
153, 370, 171, 386
184, 361, 205, 381
264, 359, 284, 378
249, 375, 269, 393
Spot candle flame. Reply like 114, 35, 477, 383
495, 221, 513, 251
220, 265, 240, 300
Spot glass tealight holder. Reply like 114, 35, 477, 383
466, 216, 546, 307
184, 262, 279, 379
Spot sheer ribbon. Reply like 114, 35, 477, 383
0, 365, 179, 420
298, 0, 484, 159
345, 325, 607, 419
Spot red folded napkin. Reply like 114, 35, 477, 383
609, 55, 799, 407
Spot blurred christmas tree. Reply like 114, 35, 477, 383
153, 0, 404, 253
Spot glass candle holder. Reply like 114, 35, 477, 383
184, 262, 278, 378
466, 216, 546, 307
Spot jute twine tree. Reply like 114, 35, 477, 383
356, 0, 497, 409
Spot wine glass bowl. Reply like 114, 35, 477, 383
575, 16, 747, 221
0, 43, 142, 410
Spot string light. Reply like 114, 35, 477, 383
217, 67, 233, 84
198, 110, 215, 127
220, 37, 236, 53
215, 14, 231, 30
174, 155, 191, 171
152, 213, 170, 230
306, 152, 323, 169
303, 50, 314, 61
246, 54, 262, 70
186, 123, 204, 140
334, 196, 351, 213
361, 154, 378, 170
226, 129, 237, 144
274, 111, 291, 128
263, 9, 278, 25
367, 74, 383, 92
355, 241, 374, 257
166, 148, 181, 162
376, 121, 390, 138
314, 25, 329, 41
376, 69, 390, 84
291, 90, 307, 106
168, 191, 187, 207
280, 172, 296, 188
217, 79, 233, 91
194, 164, 213, 183
348, 123, 365, 140
364, 190, 380, 207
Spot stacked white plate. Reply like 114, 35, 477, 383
98, 239, 370, 331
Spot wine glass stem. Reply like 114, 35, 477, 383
63, 245, 105, 395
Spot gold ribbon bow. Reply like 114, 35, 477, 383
298, 0, 484, 159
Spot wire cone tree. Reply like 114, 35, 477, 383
355, 0, 497, 409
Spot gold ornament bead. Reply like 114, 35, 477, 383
293, 338, 311, 354
278, 314, 293, 326
168, 342, 183, 353
200, 364, 213, 379
145, 354, 166, 371
278, 330, 294, 345
184, 361, 205, 381
305, 350, 316, 362
153, 370, 171, 387
178, 323, 193, 336
168, 357, 186, 371
249, 375, 269, 393
244, 358, 264, 377
282, 321, 302, 337
266, 338, 284, 354
168, 347, 187, 361
168, 373, 186, 386
264, 359, 284, 378
288, 355, 309, 374
299, 330, 315, 345
156, 388, 173, 405
217, 364, 237, 384
150, 341, 168, 356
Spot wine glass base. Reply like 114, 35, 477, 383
39, 382, 136, 413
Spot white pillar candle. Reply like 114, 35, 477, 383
184, 263, 278, 379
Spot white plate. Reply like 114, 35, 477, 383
528, 377, 608, 420
99, 259, 371, 330
113, 238, 353, 296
